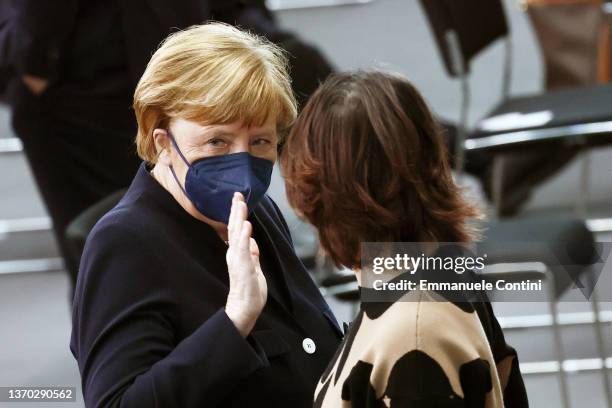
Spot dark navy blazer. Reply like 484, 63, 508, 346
70, 162, 343, 407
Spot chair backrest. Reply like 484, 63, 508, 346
65, 189, 127, 272
419, 0, 509, 76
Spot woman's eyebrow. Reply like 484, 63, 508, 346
253, 132, 275, 139
207, 130, 236, 138
253, 128, 277, 137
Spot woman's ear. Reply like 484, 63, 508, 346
153, 128, 172, 166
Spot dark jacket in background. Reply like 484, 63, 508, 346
0, 0, 212, 96
0, 0, 333, 101
0, 0, 14, 95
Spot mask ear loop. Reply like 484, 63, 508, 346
166, 129, 190, 196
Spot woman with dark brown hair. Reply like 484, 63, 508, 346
280, 71, 529, 407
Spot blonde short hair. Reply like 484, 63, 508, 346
133, 22, 298, 163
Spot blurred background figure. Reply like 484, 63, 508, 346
0, 0, 332, 298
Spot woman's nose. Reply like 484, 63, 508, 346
228, 137, 251, 154
229, 147, 250, 155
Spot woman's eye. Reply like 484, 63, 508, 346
252, 138, 271, 146
207, 138, 227, 147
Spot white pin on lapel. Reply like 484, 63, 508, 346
302, 338, 316, 354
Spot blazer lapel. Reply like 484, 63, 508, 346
252, 210, 297, 314
252, 204, 342, 336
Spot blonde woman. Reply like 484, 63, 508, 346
70, 23, 342, 407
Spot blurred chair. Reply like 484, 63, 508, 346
64, 189, 126, 291
419, 0, 612, 216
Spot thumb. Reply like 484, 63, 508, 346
249, 237, 260, 260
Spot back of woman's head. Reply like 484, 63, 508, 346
280, 70, 481, 269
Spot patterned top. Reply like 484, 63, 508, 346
314, 289, 529, 407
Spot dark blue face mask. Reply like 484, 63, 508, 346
167, 131, 274, 224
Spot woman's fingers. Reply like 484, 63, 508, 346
234, 202, 247, 248
239, 220, 252, 252
223, 194, 266, 337
227, 193, 258, 277
227, 195, 236, 243
228, 194, 237, 235
228, 193, 246, 247
229, 193, 242, 240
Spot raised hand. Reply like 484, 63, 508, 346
224, 192, 268, 337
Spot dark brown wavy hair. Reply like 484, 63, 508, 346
280, 71, 482, 269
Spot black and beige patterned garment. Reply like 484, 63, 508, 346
313, 288, 529, 407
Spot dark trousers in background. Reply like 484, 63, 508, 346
9, 80, 140, 296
